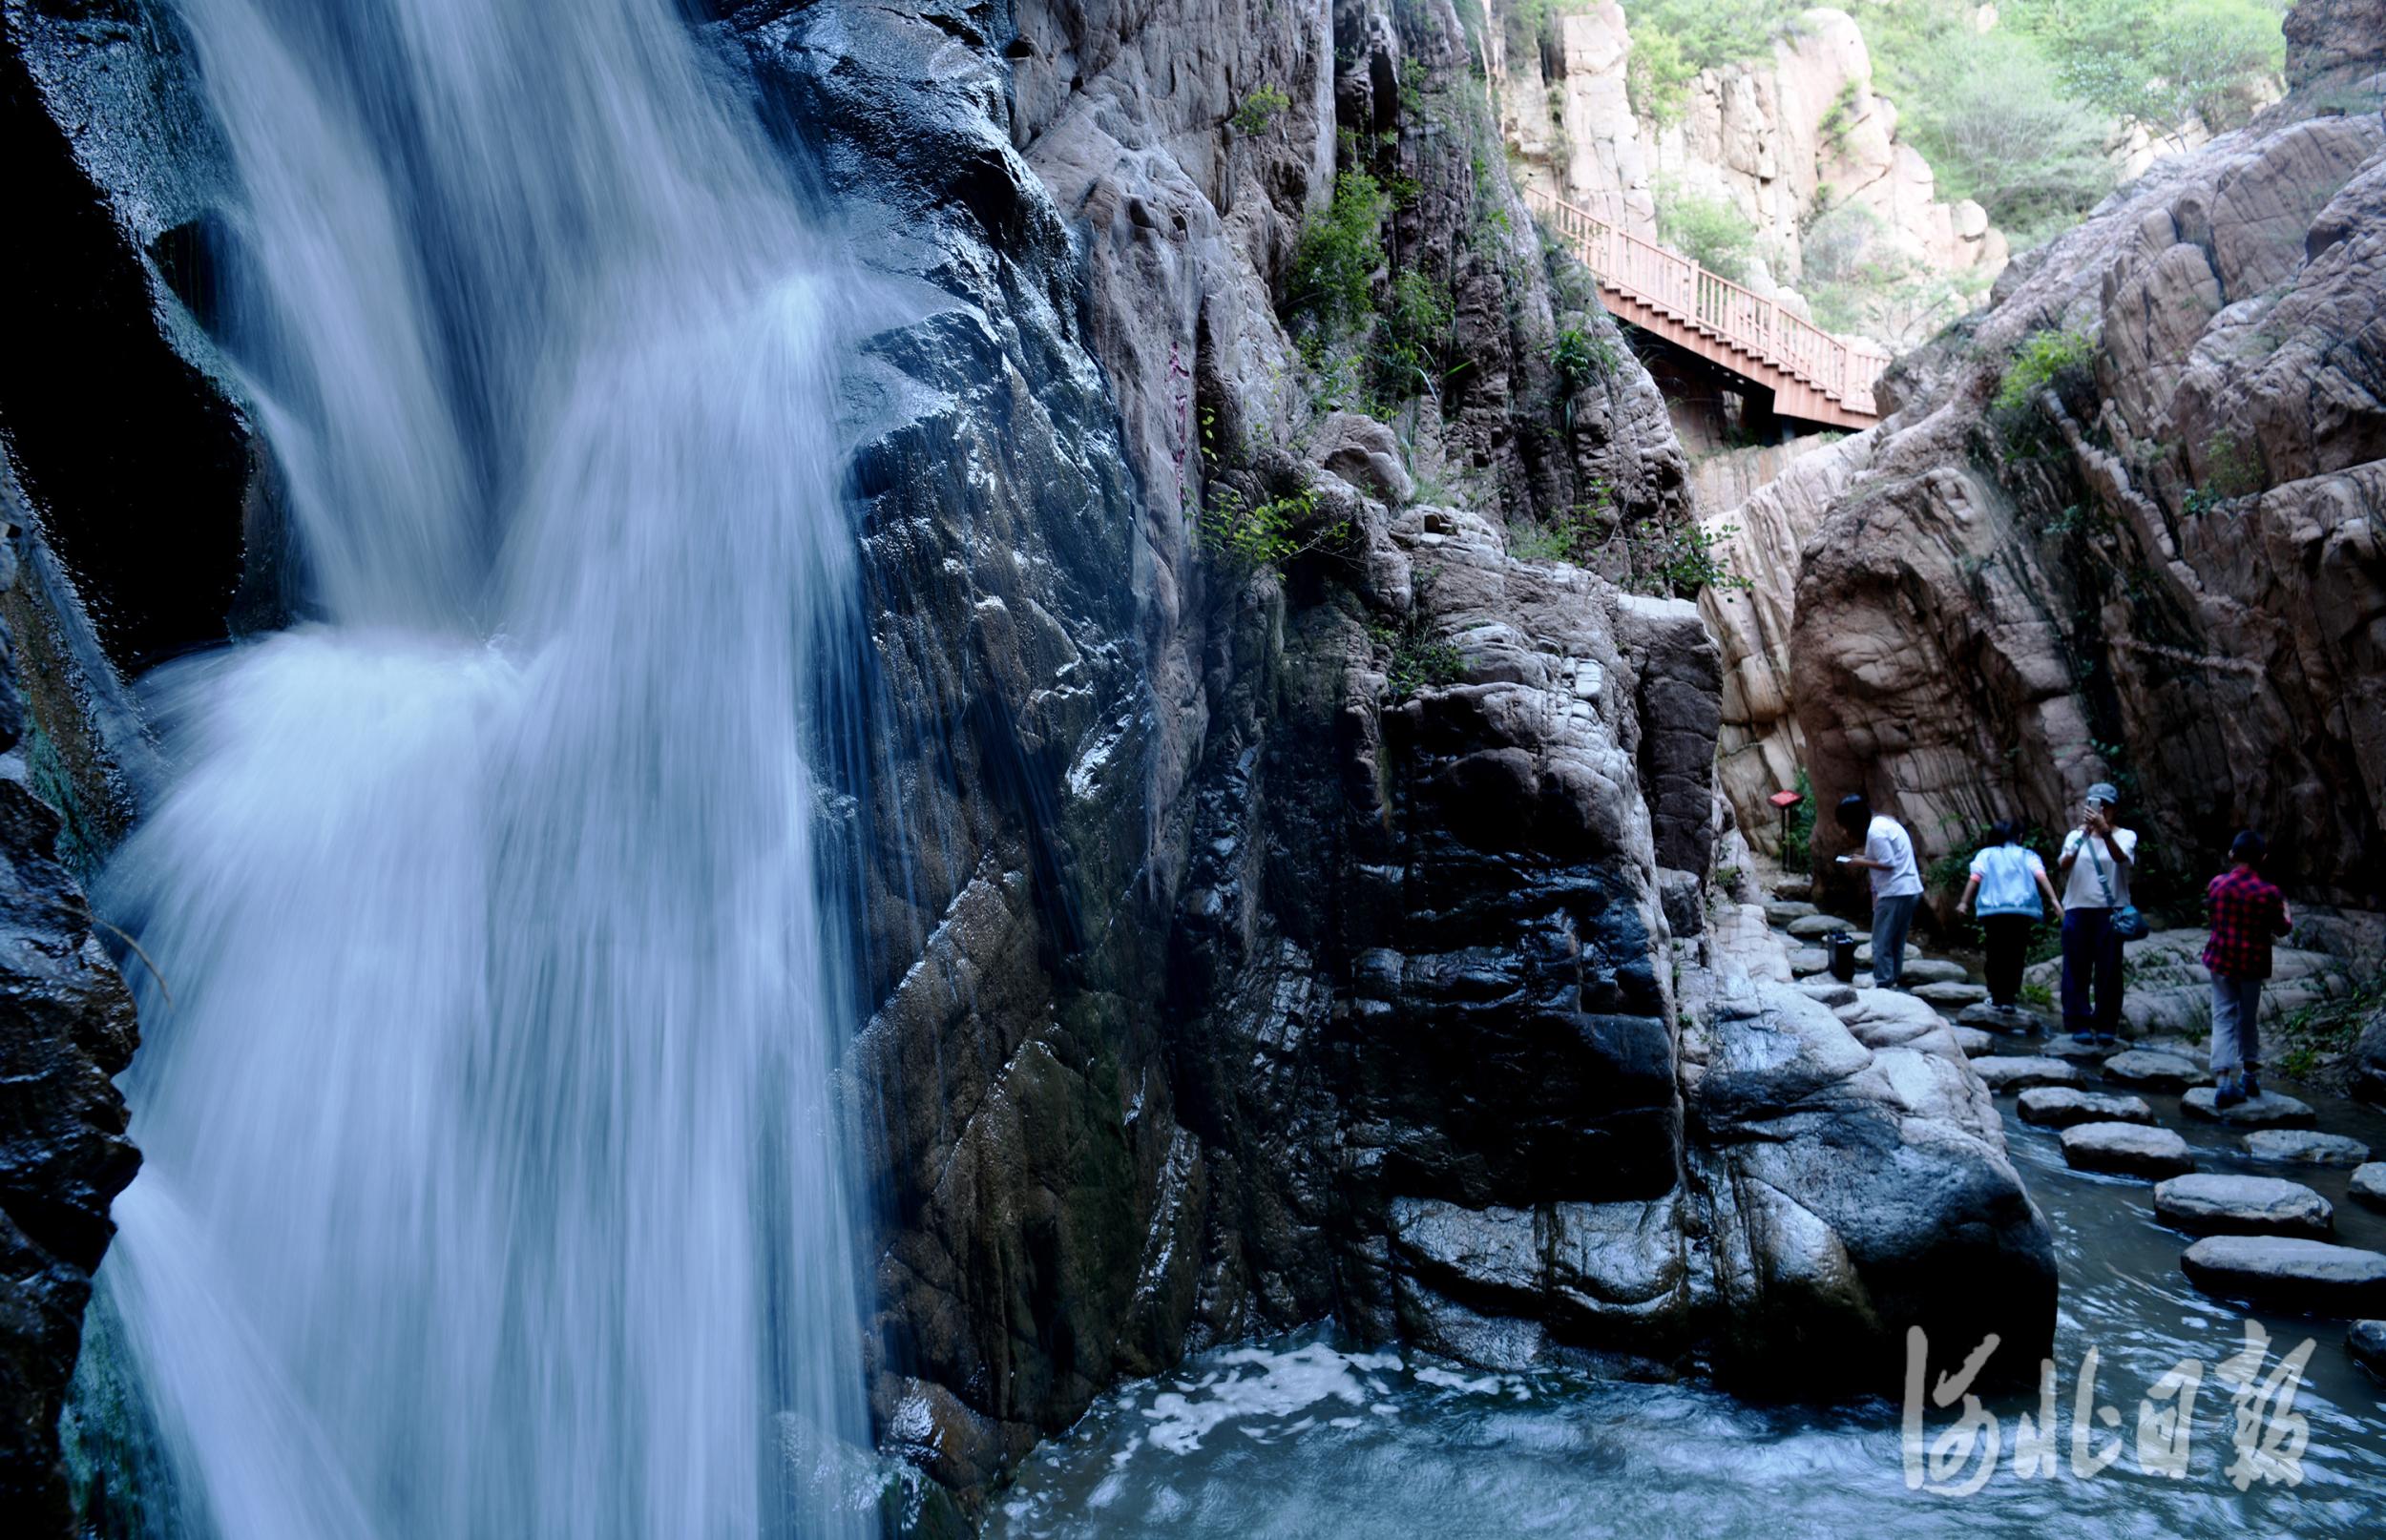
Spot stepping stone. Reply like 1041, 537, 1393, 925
2243, 1130, 2372, 1168
1900, 959, 1969, 986
2043, 1036, 2115, 1062
1973, 1056, 2086, 1093
2351, 1321, 2386, 1380
1952, 1025, 1996, 1057
2152, 1175, 2334, 1238
1786, 914, 1853, 939
1794, 980, 1856, 1009
2017, 1087, 2153, 1129
2180, 1236, 2386, 1314
2180, 1088, 2317, 1129
1788, 947, 1831, 977
1957, 1001, 2048, 1034
1910, 980, 1988, 1006
2350, 1163, 2386, 1210
1765, 900, 1819, 925
2103, 1050, 2202, 1092
2062, 1122, 2195, 1179
1772, 878, 1812, 903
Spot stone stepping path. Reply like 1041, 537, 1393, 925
1899, 959, 1969, 986
1910, 980, 1987, 1006
2179, 1088, 2318, 1129
2242, 1130, 2372, 1168
2017, 1087, 2153, 1129
2152, 1175, 2333, 1238
2351, 1163, 2386, 1209
2353, 1321, 2386, 1379
2101, 1051, 2202, 1092
2180, 1236, 2386, 1314
2041, 1036, 2114, 1062
1788, 947, 1830, 977
2062, 1121, 2194, 1178
1952, 1025, 1996, 1057
1785, 914, 1852, 940
1957, 1001, 2049, 1033
1973, 1056, 2086, 1093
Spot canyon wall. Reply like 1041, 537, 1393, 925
1780, 0, 2384, 911
4, 0, 2052, 1526
1491, 4, 2006, 334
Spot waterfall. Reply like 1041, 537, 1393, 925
87, 0, 871, 1533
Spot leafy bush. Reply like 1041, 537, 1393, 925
1232, 84, 1293, 136
1199, 485, 1350, 572
1287, 170, 1390, 335
2009, 0, 2286, 138
1992, 328, 2095, 418
1620, 0, 1809, 124
1374, 270, 1455, 401
1371, 617, 1467, 699
1550, 326, 1619, 392
1624, 518, 1750, 598
1654, 184, 1758, 282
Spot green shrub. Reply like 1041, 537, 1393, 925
1371, 617, 1467, 699
1624, 518, 1750, 598
1287, 170, 1391, 335
1232, 84, 1293, 136
1992, 328, 2096, 418
1620, 1, 1808, 124
1654, 184, 1758, 283
1374, 269, 1455, 401
1199, 486, 1350, 572
2009, 0, 2286, 138
1780, 767, 1815, 869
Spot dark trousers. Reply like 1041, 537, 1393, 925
1982, 914, 2034, 1007
2061, 906, 2124, 1036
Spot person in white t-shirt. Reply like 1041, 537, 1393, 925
1833, 793, 1924, 988
2056, 781, 2138, 1044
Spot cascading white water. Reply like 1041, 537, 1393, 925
90, 1, 870, 1533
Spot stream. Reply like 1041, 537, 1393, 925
989, 1076, 2386, 1538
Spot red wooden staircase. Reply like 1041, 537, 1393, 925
1526, 188, 1890, 430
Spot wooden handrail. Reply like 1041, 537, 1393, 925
1524, 187, 1888, 420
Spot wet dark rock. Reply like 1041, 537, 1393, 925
1972, 1056, 2086, 1093
2152, 1175, 2334, 1238
2350, 1319, 2386, 1379
1957, 1001, 2048, 1034
2016, 1088, 2154, 1129
2351, 1162, 2386, 1208
2181, 1236, 2386, 1314
2060, 1122, 2194, 1179
0, 517, 143, 1531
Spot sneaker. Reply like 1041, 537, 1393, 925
2213, 1083, 2248, 1111
2072, 1030, 2095, 1045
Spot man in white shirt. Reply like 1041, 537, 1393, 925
2056, 781, 2138, 1043
1834, 793, 1925, 988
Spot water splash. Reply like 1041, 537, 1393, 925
89, 1, 870, 1533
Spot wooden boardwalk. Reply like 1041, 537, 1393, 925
1525, 189, 1890, 430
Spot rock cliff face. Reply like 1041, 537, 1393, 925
0, 470, 143, 1532
1491, 4, 2007, 330
1783, 0, 2385, 911
5, 0, 2053, 1525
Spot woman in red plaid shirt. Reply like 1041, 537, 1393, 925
2204, 830, 2294, 1109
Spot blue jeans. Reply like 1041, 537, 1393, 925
1872, 892, 1920, 987
2061, 906, 2124, 1036
2209, 975, 2263, 1078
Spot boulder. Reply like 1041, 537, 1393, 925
1899, 959, 1969, 986
2016, 1088, 2153, 1129
2061, 1122, 2195, 1179
2179, 1089, 2318, 1129
2351, 1320, 2386, 1380
1951, 1026, 1996, 1058
2350, 1163, 2386, 1209
1772, 877, 1813, 903
2151, 1175, 2334, 1238
1789, 947, 1831, 977
1972, 1056, 2086, 1093
1910, 981, 1988, 1007
1787, 913, 1854, 940
1766, 900, 1820, 925
1957, 1001, 2047, 1034
2180, 1237, 2386, 1314
1795, 980, 1857, 1009
2102, 1051, 2203, 1092
2355, 1007, 2386, 1107
2243, 1131, 2373, 1168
